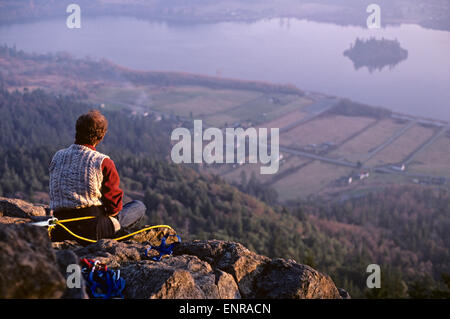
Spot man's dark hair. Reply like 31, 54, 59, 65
75, 110, 108, 145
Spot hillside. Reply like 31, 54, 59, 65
0, 86, 340, 283
0, 86, 329, 264
1, 87, 449, 298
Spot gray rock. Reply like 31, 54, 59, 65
74, 239, 143, 268
0, 223, 66, 298
0, 216, 31, 225
254, 258, 342, 299
55, 249, 89, 299
174, 239, 269, 298
0, 197, 47, 218
215, 269, 241, 299
120, 255, 218, 299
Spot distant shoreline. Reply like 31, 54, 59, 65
1, 1, 449, 32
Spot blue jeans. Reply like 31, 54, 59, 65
116, 200, 146, 229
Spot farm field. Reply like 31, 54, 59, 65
366, 124, 437, 167
279, 114, 376, 149
407, 133, 450, 177
95, 85, 262, 114
95, 82, 450, 201
94, 84, 314, 128
271, 161, 353, 201
253, 96, 314, 122
330, 118, 408, 162
205, 94, 313, 127
256, 109, 308, 130
220, 154, 310, 185
156, 86, 264, 118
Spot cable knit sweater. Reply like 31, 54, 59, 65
49, 144, 110, 210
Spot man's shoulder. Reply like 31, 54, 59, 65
52, 145, 111, 163
51, 146, 70, 159
101, 157, 117, 171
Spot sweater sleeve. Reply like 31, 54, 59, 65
101, 158, 123, 216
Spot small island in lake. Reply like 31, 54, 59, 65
343, 37, 408, 72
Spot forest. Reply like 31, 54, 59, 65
0, 86, 448, 298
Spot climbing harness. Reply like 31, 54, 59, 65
80, 258, 125, 299
31, 216, 176, 244
144, 234, 181, 261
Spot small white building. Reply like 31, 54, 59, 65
347, 171, 369, 184
359, 172, 370, 180
392, 164, 406, 171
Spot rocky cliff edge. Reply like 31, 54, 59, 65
0, 197, 350, 299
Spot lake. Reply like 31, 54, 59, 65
1, 16, 449, 121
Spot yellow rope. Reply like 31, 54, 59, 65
113, 225, 173, 241
48, 216, 174, 243
50, 221, 97, 243
55, 216, 96, 223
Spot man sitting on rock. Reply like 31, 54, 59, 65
49, 109, 145, 244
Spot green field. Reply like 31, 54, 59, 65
330, 118, 408, 163
219, 154, 310, 185
408, 133, 450, 178
92, 84, 313, 127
